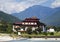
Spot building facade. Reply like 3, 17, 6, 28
13, 17, 46, 33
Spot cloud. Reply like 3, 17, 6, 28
51, 0, 60, 8
0, 0, 48, 14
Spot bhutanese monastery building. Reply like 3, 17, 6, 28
13, 17, 46, 33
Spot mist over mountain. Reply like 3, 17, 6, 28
12, 5, 60, 26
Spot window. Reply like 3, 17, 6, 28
20, 28, 24, 31
34, 23, 37, 25
25, 23, 28, 25
31, 23, 34, 25
29, 23, 30, 25
15, 26, 19, 28
22, 22, 24, 25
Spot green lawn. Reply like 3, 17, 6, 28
20, 32, 60, 38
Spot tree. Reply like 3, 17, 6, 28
52, 26, 57, 31
36, 27, 42, 34
6, 23, 12, 33
0, 20, 7, 33
56, 27, 60, 32
26, 27, 32, 34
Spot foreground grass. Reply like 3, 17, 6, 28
0, 32, 60, 38
54, 32, 60, 36
20, 32, 60, 38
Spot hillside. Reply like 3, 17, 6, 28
0, 11, 21, 23
43, 9, 60, 26
12, 5, 60, 26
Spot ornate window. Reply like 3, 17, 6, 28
22, 22, 24, 25
20, 28, 24, 31
31, 23, 34, 25
29, 23, 30, 25
34, 23, 37, 25
25, 22, 28, 25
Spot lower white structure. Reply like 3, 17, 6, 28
47, 28, 55, 32
18, 32, 21, 35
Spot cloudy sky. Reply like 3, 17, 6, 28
0, 0, 60, 14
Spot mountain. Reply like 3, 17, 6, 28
12, 5, 53, 20
0, 11, 21, 23
42, 8, 60, 26
12, 5, 60, 26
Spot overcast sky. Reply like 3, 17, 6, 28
0, 0, 60, 14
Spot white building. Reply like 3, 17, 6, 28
47, 28, 55, 32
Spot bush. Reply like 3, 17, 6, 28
50, 32, 54, 35
26, 27, 32, 34
32, 31, 38, 35
43, 32, 47, 36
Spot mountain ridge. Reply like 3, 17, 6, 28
0, 11, 21, 23
12, 5, 53, 20
12, 5, 60, 26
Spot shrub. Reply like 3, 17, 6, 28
43, 32, 47, 36
50, 32, 54, 35
26, 27, 32, 34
